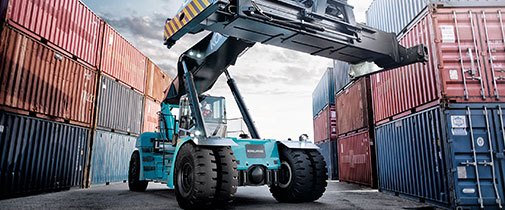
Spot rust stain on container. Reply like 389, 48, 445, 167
100, 24, 146, 92
338, 130, 376, 188
372, 6, 505, 125
0, 26, 97, 127
142, 97, 160, 132
2, 0, 102, 67
336, 77, 371, 135
313, 105, 337, 144
145, 59, 172, 102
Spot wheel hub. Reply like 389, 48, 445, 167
178, 162, 194, 197
278, 161, 292, 188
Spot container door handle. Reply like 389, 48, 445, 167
468, 48, 477, 76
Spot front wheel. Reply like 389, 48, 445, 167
269, 148, 328, 202
128, 151, 148, 192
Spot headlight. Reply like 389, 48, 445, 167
195, 130, 202, 136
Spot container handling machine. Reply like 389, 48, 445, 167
128, 0, 428, 209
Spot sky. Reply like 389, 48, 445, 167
82, 0, 374, 141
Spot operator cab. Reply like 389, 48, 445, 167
178, 95, 227, 138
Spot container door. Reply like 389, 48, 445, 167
436, 9, 488, 101
447, 106, 504, 208
492, 105, 505, 205
478, 9, 505, 101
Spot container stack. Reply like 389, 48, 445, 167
367, 1, 505, 208
0, 0, 173, 197
312, 62, 351, 180
335, 77, 376, 188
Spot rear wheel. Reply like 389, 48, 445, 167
174, 143, 217, 209
128, 151, 148, 192
270, 148, 328, 202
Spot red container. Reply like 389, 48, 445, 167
143, 97, 160, 132
145, 59, 172, 102
0, 26, 97, 127
312, 105, 337, 143
1, 0, 102, 67
100, 24, 146, 92
338, 130, 376, 188
372, 6, 505, 125
336, 77, 372, 135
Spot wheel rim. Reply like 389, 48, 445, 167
177, 162, 194, 197
129, 155, 138, 183
278, 161, 292, 188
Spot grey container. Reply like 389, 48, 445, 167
97, 75, 144, 135
333, 60, 351, 94
0, 111, 89, 198
90, 129, 137, 185
366, 0, 505, 34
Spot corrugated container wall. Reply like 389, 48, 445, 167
372, 6, 505, 125
338, 131, 376, 188
90, 130, 136, 185
143, 98, 160, 132
0, 27, 97, 127
97, 75, 143, 135
145, 59, 172, 102
375, 104, 505, 209
0, 112, 89, 198
336, 77, 371, 135
313, 68, 336, 117
1, 0, 102, 67
366, 0, 427, 34
316, 141, 338, 180
100, 24, 146, 92
313, 105, 337, 143
333, 60, 351, 94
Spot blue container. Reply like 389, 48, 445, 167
366, 0, 427, 34
0, 112, 89, 198
333, 60, 351, 94
375, 104, 505, 209
313, 68, 336, 117
317, 140, 338, 180
90, 129, 137, 185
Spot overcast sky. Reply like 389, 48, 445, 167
82, 0, 373, 141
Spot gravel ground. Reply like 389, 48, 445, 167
0, 181, 436, 210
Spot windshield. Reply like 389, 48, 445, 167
178, 95, 227, 137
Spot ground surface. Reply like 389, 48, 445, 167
0, 181, 436, 210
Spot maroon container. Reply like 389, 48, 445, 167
0, 26, 98, 127
100, 24, 146, 93
312, 105, 337, 144
338, 130, 376, 188
336, 77, 372, 135
143, 97, 160, 133
145, 59, 173, 102
372, 6, 505, 125
1, 0, 102, 67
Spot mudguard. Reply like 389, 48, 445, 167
278, 140, 320, 150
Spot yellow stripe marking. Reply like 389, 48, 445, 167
187, 4, 197, 17
166, 24, 174, 35
193, 0, 204, 11
201, 0, 210, 6
170, 22, 177, 33
174, 17, 182, 29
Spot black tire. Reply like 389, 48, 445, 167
212, 147, 238, 206
174, 143, 217, 209
269, 148, 328, 203
128, 151, 148, 192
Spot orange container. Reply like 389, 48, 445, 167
145, 59, 172, 102
142, 97, 160, 132
0, 26, 97, 127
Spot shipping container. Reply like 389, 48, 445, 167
338, 130, 376, 188
316, 140, 338, 180
0, 26, 98, 127
90, 129, 136, 185
313, 68, 337, 117
333, 60, 351, 94
0, 112, 89, 198
375, 104, 505, 209
0, 0, 102, 67
97, 75, 144, 135
100, 24, 146, 92
313, 105, 337, 143
372, 6, 505, 125
145, 59, 172, 102
366, 0, 428, 34
336, 77, 372, 135
143, 97, 160, 133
